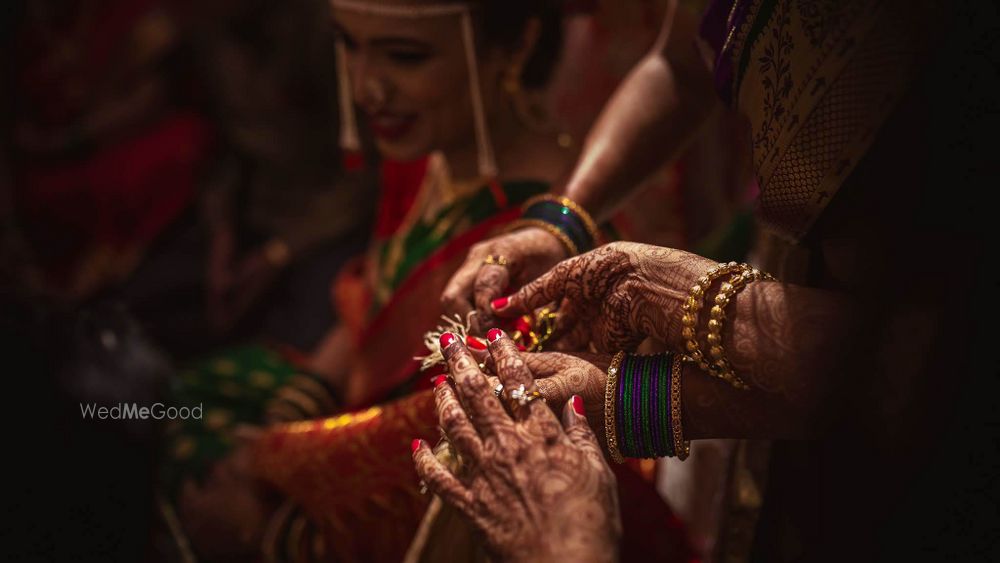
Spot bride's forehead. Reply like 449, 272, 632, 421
331, 0, 471, 17
333, 17, 458, 46
331, 0, 470, 31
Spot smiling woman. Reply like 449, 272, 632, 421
331, 0, 563, 178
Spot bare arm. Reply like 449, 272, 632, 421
561, 4, 718, 221
440, 3, 719, 331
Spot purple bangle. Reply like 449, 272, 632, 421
616, 353, 629, 455
650, 354, 663, 456
660, 353, 674, 456
663, 353, 676, 457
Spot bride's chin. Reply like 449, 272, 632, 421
374, 139, 429, 163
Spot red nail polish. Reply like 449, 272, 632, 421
572, 395, 585, 416
491, 296, 509, 310
516, 343, 527, 352
411, 439, 422, 453
513, 316, 532, 336
466, 335, 487, 350
486, 328, 504, 343
433, 375, 448, 388
439, 332, 457, 349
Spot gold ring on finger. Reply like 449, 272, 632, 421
483, 254, 508, 267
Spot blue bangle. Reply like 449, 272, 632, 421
520, 195, 600, 254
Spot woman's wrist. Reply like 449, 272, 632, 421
510, 219, 580, 258
502, 521, 619, 563
628, 247, 717, 350
512, 194, 602, 257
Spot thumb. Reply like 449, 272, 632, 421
561, 395, 603, 457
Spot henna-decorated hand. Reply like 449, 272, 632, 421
492, 242, 716, 353
441, 227, 570, 334
414, 331, 621, 563
467, 347, 614, 454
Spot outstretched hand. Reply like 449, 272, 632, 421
491, 242, 716, 353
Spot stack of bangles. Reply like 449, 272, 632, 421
681, 262, 775, 390
508, 194, 601, 256
604, 350, 689, 463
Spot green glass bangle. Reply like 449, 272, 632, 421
621, 353, 637, 456
640, 355, 655, 457
659, 354, 674, 456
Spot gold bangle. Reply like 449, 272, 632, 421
681, 262, 746, 372
670, 353, 690, 461
704, 267, 774, 389
604, 351, 626, 464
507, 218, 579, 256
522, 194, 602, 245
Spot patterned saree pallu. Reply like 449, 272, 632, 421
252, 391, 439, 562
704, 0, 930, 242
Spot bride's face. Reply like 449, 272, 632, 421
333, 3, 504, 161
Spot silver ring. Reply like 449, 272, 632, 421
493, 383, 504, 398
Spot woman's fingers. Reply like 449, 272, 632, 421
441, 237, 518, 334
547, 297, 594, 352
440, 253, 482, 328
486, 329, 535, 392
465, 335, 491, 366
483, 369, 572, 422
491, 257, 579, 318
432, 375, 483, 462
440, 334, 511, 436
473, 263, 510, 331
561, 396, 610, 471
477, 351, 610, 409
540, 354, 604, 408
486, 330, 560, 430
412, 440, 475, 514
520, 351, 586, 378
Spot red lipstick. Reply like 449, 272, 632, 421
368, 111, 415, 141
